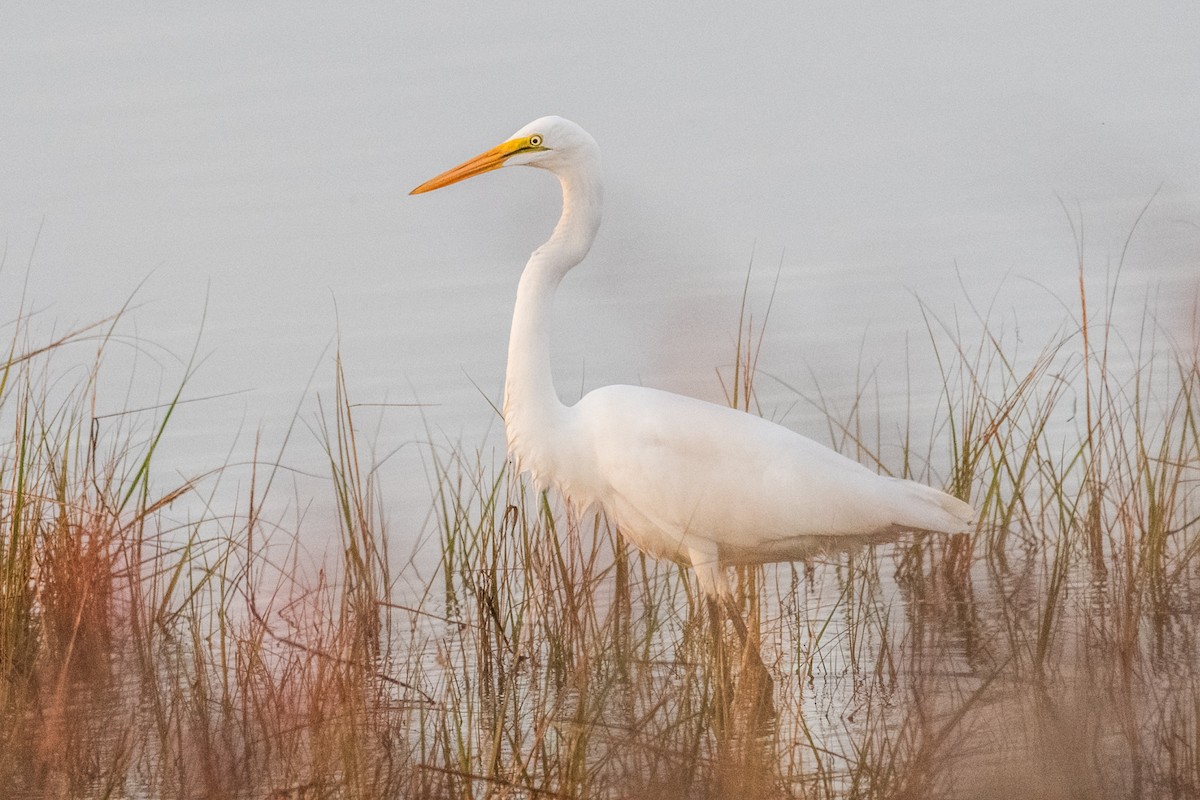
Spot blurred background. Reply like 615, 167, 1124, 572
1, 1, 1197, 555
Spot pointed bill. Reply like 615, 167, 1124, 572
410, 137, 529, 195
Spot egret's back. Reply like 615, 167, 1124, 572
571, 385, 973, 566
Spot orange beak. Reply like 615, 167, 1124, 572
410, 137, 531, 195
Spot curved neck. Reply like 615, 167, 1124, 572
503, 162, 603, 482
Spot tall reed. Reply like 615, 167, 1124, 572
0, 239, 1196, 797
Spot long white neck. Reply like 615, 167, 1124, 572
503, 158, 603, 488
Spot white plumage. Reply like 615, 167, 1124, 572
412, 116, 974, 607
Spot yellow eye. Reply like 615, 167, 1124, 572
528, 134, 543, 147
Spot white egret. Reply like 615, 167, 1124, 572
411, 117, 974, 630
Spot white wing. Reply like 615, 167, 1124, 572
572, 384, 972, 566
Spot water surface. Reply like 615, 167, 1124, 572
1, 2, 1197, 555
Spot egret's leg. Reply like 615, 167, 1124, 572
687, 545, 726, 598
688, 547, 751, 642
705, 594, 724, 645
689, 548, 774, 719
723, 595, 749, 643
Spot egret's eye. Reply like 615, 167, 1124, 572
528, 134, 543, 147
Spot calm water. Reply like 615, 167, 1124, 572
3, 8, 1200, 797
2, 3, 1198, 557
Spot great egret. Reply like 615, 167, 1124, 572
411, 116, 974, 626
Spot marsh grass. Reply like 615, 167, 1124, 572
0, 247, 1197, 798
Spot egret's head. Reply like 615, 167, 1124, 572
410, 116, 597, 195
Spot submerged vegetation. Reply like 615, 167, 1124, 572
1, 253, 1198, 798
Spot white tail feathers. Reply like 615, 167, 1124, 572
890, 479, 975, 534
